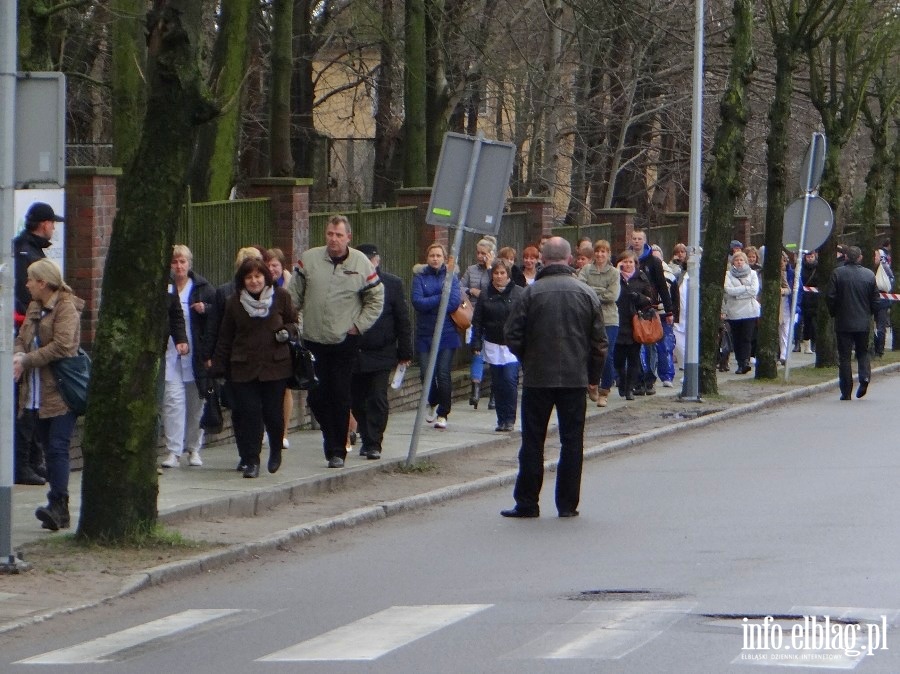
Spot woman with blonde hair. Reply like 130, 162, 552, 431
723, 251, 761, 374
579, 239, 620, 407
13, 259, 84, 531
461, 235, 497, 408
412, 242, 462, 429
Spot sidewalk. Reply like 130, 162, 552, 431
3, 351, 851, 633
10, 353, 821, 549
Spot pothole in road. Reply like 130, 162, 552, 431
568, 589, 689, 602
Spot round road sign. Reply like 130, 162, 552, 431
782, 195, 833, 252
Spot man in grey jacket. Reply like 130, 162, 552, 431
825, 246, 880, 400
501, 237, 607, 518
290, 215, 384, 467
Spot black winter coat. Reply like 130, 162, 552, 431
356, 269, 413, 372
169, 272, 217, 389
616, 271, 655, 345
470, 282, 524, 350
13, 230, 51, 316
825, 262, 880, 332
637, 244, 673, 315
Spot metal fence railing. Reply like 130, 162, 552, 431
176, 198, 273, 287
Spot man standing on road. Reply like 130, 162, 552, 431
351, 244, 413, 460
12, 202, 64, 486
501, 237, 607, 518
825, 246, 880, 401
290, 216, 384, 468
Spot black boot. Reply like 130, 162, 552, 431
487, 392, 496, 410
15, 444, 45, 486
35, 495, 70, 531
469, 382, 481, 409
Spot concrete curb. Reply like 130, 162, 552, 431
5, 362, 897, 635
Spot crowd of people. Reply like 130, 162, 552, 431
11, 199, 894, 527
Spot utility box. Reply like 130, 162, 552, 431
15, 72, 66, 188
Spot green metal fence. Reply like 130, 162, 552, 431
176, 198, 273, 286
551, 223, 613, 250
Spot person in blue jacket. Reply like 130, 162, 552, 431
411, 242, 461, 430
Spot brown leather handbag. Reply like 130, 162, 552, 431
631, 307, 663, 344
450, 298, 474, 330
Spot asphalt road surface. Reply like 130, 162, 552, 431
3, 374, 900, 673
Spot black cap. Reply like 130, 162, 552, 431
356, 243, 379, 259
25, 202, 64, 223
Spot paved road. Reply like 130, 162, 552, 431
3, 374, 900, 673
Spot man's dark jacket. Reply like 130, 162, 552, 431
356, 269, 413, 372
504, 264, 607, 387
636, 243, 673, 315
825, 261, 879, 332
13, 230, 51, 316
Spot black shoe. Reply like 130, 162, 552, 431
469, 382, 481, 408
267, 452, 282, 474
644, 384, 656, 396
359, 445, 368, 457
327, 456, 345, 468
15, 466, 46, 486
487, 393, 496, 410
501, 507, 539, 518
840, 394, 851, 401
242, 464, 259, 478
558, 510, 580, 518
366, 449, 381, 460
625, 391, 635, 401
236, 461, 248, 472
348, 431, 358, 446
736, 364, 752, 375
35, 496, 69, 531
856, 380, 869, 398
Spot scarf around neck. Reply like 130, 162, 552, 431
731, 264, 752, 279
239, 285, 274, 317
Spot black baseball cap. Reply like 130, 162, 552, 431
356, 244, 379, 258
25, 202, 64, 223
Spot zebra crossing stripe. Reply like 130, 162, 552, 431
506, 600, 696, 660
15, 609, 241, 664
258, 604, 492, 661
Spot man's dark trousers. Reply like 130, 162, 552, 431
513, 387, 586, 515
350, 368, 391, 453
308, 336, 359, 460
836, 331, 870, 397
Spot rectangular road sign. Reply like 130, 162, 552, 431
15, 72, 66, 187
425, 132, 515, 236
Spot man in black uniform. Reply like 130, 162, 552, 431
351, 244, 413, 460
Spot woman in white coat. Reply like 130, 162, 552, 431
723, 251, 760, 375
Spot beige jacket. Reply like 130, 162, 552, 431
15, 290, 85, 418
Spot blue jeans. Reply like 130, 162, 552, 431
490, 362, 519, 426
420, 348, 455, 417
641, 321, 674, 384
37, 411, 77, 501
470, 351, 484, 382
600, 325, 619, 390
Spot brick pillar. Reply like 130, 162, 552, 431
65, 167, 121, 349
508, 196, 555, 247
732, 215, 752, 247
396, 187, 443, 257
663, 211, 690, 246
596, 208, 637, 251
247, 178, 313, 264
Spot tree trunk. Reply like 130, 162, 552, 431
425, 0, 450, 182
291, 0, 317, 180
190, 0, 253, 201
757, 33, 794, 381
78, 1, 218, 542
404, 0, 428, 187
699, 0, 755, 394
269, 0, 294, 176
110, 0, 147, 170
373, 0, 402, 205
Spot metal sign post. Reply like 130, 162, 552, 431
406, 132, 515, 466
783, 133, 829, 382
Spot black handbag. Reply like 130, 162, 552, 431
51, 348, 91, 416
199, 386, 224, 434
287, 340, 318, 390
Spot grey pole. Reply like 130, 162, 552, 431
1, 0, 30, 572
681, 0, 704, 402
407, 133, 485, 465
783, 132, 822, 382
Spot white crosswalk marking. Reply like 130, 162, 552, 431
15, 609, 242, 664
505, 600, 696, 660
258, 604, 492, 661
